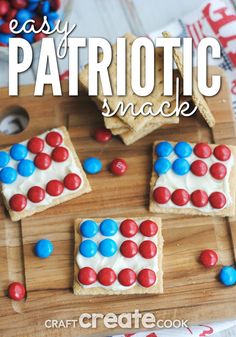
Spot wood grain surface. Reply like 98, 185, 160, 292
0, 68, 236, 337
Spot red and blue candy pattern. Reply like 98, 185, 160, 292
153, 141, 232, 210
77, 219, 159, 288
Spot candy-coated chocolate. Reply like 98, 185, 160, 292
64, 173, 81, 190
210, 163, 227, 180
79, 240, 97, 258
27, 186, 45, 203
17, 159, 35, 177
100, 219, 118, 236
51, 146, 69, 162
39, 0, 50, 14
0, 22, 12, 34
174, 142, 192, 158
34, 32, 46, 42
140, 220, 158, 237
137, 269, 156, 288
219, 266, 236, 287
78, 267, 97, 286
120, 219, 138, 238
95, 128, 112, 143
46, 179, 64, 196
10, 143, 28, 161
5, 8, 17, 21
0, 1, 10, 16
50, 0, 61, 11
209, 192, 226, 209
11, 0, 27, 9
172, 158, 190, 175
34, 239, 54, 258
200, 249, 218, 268
139, 240, 157, 259
191, 190, 208, 207
190, 160, 208, 177
46, 131, 62, 147
47, 11, 59, 21
9, 194, 27, 211
27, 137, 44, 154
0, 167, 17, 184
120, 240, 138, 258
83, 157, 102, 174
194, 143, 212, 158
171, 189, 190, 206
155, 141, 173, 157
8, 282, 25, 301
153, 186, 171, 204
110, 158, 127, 176
214, 145, 231, 161
154, 158, 171, 175
0, 151, 10, 167
0, 33, 12, 45
98, 268, 116, 286
34, 152, 52, 170
80, 220, 98, 238
118, 268, 136, 287
16, 9, 33, 24
98, 238, 117, 257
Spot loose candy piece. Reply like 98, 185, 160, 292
78, 267, 97, 286
110, 158, 128, 176
118, 268, 136, 287
120, 219, 138, 238
100, 219, 118, 236
83, 157, 102, 174
174, 142, 192, 158
79, 240, 97, 258
155, 141, 173, 157
219, 266, 236, 287
95, 128, 112, 143
80, 220, 98, 238
35, 239, 54, 258
8, 282, 26, 301
200, 249, 218, 268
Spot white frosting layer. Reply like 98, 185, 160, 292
2, 128, 84, 211
76, 219, 159, 291
154, 146, 234, 212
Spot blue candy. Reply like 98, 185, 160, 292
10, 144, 28, 161
0, 152, 10, 168
155, 141, 173, 157
0, 33, 13, 45
174, 142, 192, 158
99, 238, 117, 257
16, 9, 33, 24
154, 158, 171, 175
219, 266, 236, 287
17, 159, 35, 177
47, 12, 60, 21
172, 158, 190, 175
83, 157, 102, 174
100, 219, 118, 236
34, 239, 54, 259
80, 220, 98, 238
0, 167, 17, 184
79, 240, 97, 258
22, 32, 35, 44
41, 1, 51, 15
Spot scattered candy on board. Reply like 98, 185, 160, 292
83, 157, 102, 174
8, 281, 26, 301
95, 128, 112, 143
219, 266, 236, 287
199, 249, 218, 268
34, 239, 54, 259
110, 158, 128, 176
0, 0, 61, 46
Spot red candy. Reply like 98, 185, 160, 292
95, 128, 112, 143
33, 16, 43, 30
139, 220, 158, 237
0, 1, 10, 16
153, 186, 171, 204
27, 186, 45, 203
34, 153, 51, 170
46, 180, 64, 196
209, 192, 226, 209
171, 189, 190, 206
194, 143, 212, 158
51, 146, 69, 162
27, 137, 44, 154
120, 240, 138, 258
214, 145, 231, 161
64, 173, 81, 190
5, 8, 17, 21
110, 158, 128, 176
46, 131, 62, 147
199, 249, 218, 268
9, 194, 27, 212
191, 190, 208, 207
190, 160, 208, 176
0, 22, 11, 34
50, 0, 61, 11
98, 268, 116, 286
210, 163, 227, 180
139, 241, 157, 259
11, 0, 27, 9
137, 269, 156, 288
8, 282, 26, 301
34, 32, 46, 42
78, 267, 97, 285
118, 269, 136, 287
120, 219, 138, 238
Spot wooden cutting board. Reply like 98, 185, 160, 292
1, 67, 236, 337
